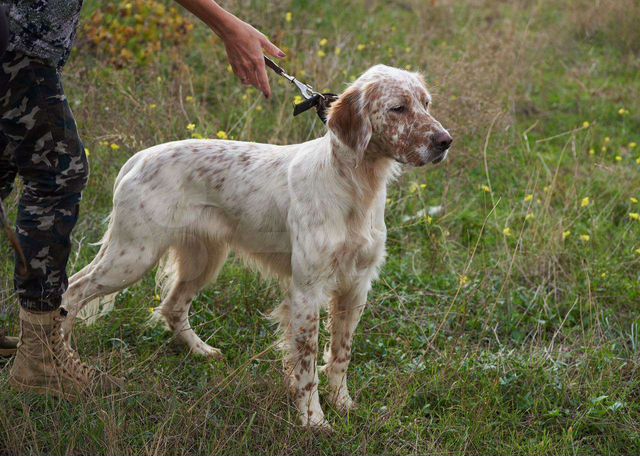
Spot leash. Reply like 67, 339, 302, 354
0, 200, 28, 277
264, 56, 338, 124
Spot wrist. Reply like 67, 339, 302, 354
209, 6, 243, 40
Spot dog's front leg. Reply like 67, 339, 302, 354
283, 285, 329, 430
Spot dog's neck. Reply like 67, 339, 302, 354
326, 133, 397, 210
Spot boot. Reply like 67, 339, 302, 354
0, 327, 18, 356
9, 307, 123, 400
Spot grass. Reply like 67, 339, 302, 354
1, 0, 639, 454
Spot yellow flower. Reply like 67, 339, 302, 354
255, 105, 263, 112
226, 64, 233, 74
582, 121, 590, 129
148, 103, 157, 110
615, 155, 622, 162
629, 142, 637, 149
317, 49, 326, 58
503, 227, 513, 237
635, 247, 640, 255
631, 197, 639, 204
459, 275, 470, 287
405, 46, 412, 54
618, 107, 629, 116
604, 136, 611, 144
186, 123, 196, 131
186, 96, 194, 103
386, 198, 391, 205
600, 272, 607, 279
420, 183, 427, 189
154, 294, 161, 302
579, 234, 590, 243
525, 213, 535, 221
562, 230, 571, 240
357, 43, 366, 51
405, 64, 412, 70
148, 307, 156, 314
409, 182, 420, 193
543, 185, 551, 193
588, 148, 595, 156
580, 197, 590, 208
99, 140, 109, 147
191, 133, 203, 139
629, 212, 640, 221
216, 130, 228, 140
285, 11, 292, 23
319, 38, 328, 47
334, 46, 342, 56
481, 184, 491, 193
425, 215, 433, 224
524, 194, 534, 203
110, 143, 120, 151
84, 148, 90, 157
636, 157, 640, 165
294, 95, 303, 105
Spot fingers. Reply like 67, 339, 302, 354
261, 36, 286, 59
253, 55, 271, 99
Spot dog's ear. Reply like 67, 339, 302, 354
327, 86, 372, 161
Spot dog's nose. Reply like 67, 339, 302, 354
434, 131, 453, 151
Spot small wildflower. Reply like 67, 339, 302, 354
186, 123, 196, 132
110, 143, 120, 151
386, 198, 391, 205
425, 215, 433, 224
216, 130, 228, 140
186, 95, 194, 103
148, 103, 157, 110
615, 155, 622, 162
285, 11, 292, 23
242, 94, 248, 101
334, 46, 341, 56
405, 46, 412, 54
191, 133, 203, 139
601, 146, 608, 152
409, 182, 420, 193
580, 197, 590, 208
404, 64, 412, 70
543, 185, 551, 193
524, 194, 534, 203
226, 64, 233, 74
481, 184, 491, 193
356, 43, 366, 51
317, 49, 326, 58
582, 121, 590, 129
635, 248, 640, 255
562, 230, 571, 240
525, 213, 535, 221
631, 197, 639, 204
420, 183, 427, 189
84, 148, 90, 157
629, 212, 640, 221
255, 105, 263, 112
604, 137, 611, 144
459, 275, 470, 287
629, 142, 637, 149
294, 95, 303, 105
636, 157, 640, 164
600, 272, 607, 279
154, 294, 161, 302
156, 76, 162, 82
579, 234, 590, 243
148, 307, 155, 314
319, 38, 328, 47
618, 107, 629, 116
588, 148, 595, 156
503, 227, 513, 237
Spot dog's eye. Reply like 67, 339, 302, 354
390, 106, 406, 113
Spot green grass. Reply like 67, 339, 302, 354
1, 0, 639, 454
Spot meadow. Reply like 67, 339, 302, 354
1, 0, 639, 454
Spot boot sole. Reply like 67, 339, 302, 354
8, 376, 79, 402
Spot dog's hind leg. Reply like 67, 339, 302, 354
156, 236, 229, 359
61, 234, 166, 342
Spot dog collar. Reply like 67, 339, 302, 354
264, 56, 338, 124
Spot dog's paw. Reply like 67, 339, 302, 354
190, 342, 224, 360
331, 393, 358, 415
301, 414, 333, 434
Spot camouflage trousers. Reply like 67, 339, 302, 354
0, 50, 88, 311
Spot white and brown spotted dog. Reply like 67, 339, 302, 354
62, 64, 452, 429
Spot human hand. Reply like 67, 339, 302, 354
220, 18, 285, 98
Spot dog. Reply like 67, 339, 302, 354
61, 64, 452, 429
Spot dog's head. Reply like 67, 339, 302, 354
327, 64, 452, 166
